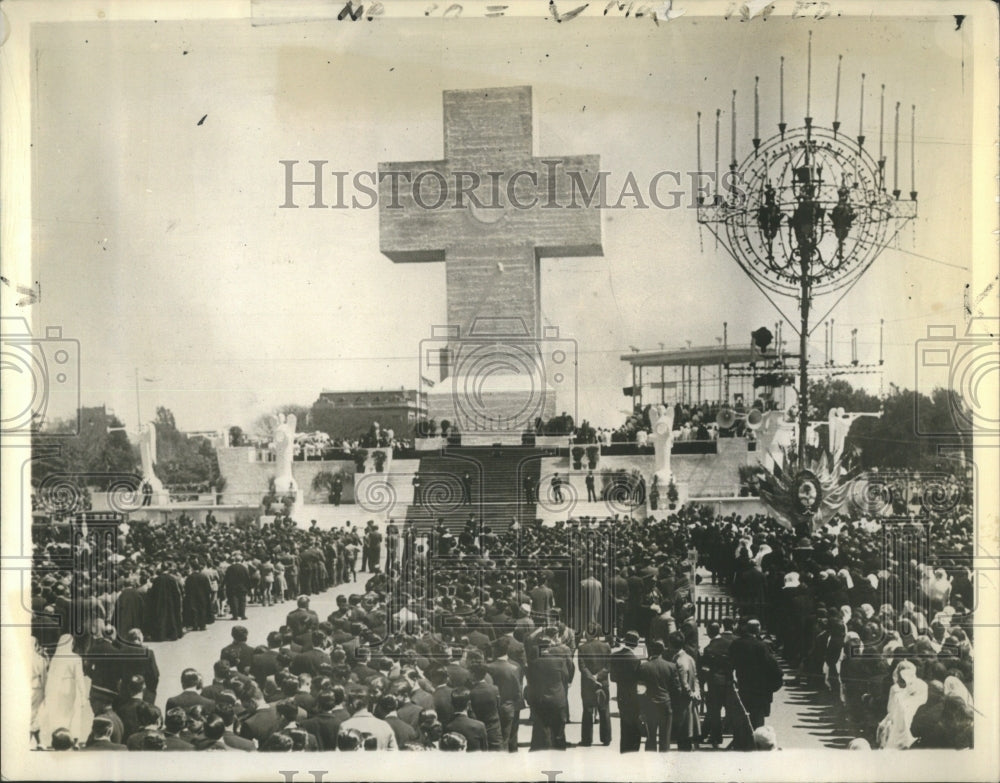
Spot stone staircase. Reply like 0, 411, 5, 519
404, 446, 544, 532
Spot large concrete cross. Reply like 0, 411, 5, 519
378, 86, 603, 363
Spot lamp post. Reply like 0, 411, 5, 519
696, 36, 917, 464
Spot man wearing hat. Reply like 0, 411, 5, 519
609, 630, 643, 752
526, 636, 571, 750
729, 618, 783, 749
637, 639, 682, 752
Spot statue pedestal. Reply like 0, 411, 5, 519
426, 373, 557, 434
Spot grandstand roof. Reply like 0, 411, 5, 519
621, 343, 771, 368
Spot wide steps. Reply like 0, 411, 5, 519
404, 446, 543, 533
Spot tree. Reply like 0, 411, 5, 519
252, 404, 311, 441
808, 378, 881, 416
809, 382, 972, 471
228, 425, 246, 447
31, 410, 140, 497
148, 407, 224, 488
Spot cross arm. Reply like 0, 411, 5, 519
378, 159, 450, 263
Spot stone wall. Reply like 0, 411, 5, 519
216, 447, 357, 505
543, 438, 748, 498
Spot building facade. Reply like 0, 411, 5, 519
310, 388, 427, 440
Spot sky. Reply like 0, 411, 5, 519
30, 14, 977, 436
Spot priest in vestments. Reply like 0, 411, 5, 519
145, 565, 184, 642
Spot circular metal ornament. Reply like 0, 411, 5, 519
723, 126, 893, 297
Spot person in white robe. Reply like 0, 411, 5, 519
37, 634, 94, 746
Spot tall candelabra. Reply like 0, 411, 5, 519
697, 32, 917, 464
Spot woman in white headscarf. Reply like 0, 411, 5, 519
876, 660, 928, 749
30, 637, 48, 747
926, 568, 952, 612
943, 675, 973, 708
36, 634, 94, 746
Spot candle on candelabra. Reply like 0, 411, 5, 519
859, 73, 865, 138
879, 84, 885, 161
910, 104, 916, 194
696, 111, 702, 173
731, 91, 737, 165
714, 108, 720, 200
834, 54, 842, 123
893, 101, 900, 194
806, 31, 812, 118
754, 76, 760, 139
779, 56, 785, 125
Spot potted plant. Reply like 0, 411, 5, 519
571, 446, 585, 470
354, 448, 368, 474
373, 450, 387, 473
585, 445, 600, 469
667, 478, 679, 510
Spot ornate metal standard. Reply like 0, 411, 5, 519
697, 33, 917, 464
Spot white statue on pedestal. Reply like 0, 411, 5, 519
271, 413, 299, 499
649, 404, 675, 484
138, 421, 167, 504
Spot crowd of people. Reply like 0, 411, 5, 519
246, 421, 413, 463
28, 474, 975, 754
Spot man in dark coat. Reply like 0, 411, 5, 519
578, 624, 612, 747
487, 637, 523, 752
116, 675, 148, 739
114, 577, 145, 639
145, 565, 184, 642
183, 562, 213, 631
637, 639, 682, 752
385, 520, 399, 573
445, 688, 488, 751
527, 637, 571, 750
299, 689, 347, 750
221, 625, 255, 674
731, 556, 766, 619
468, 661, 503, 750
285, 595, 319, 636
165, 668, 217, 715
81, 716, 127, 751
609, 631, 642, 752
430, 669, 455, 727
777, 571, 814, 669
331, 473, 343, 507
251, 632, 282, 687
728, 618, 783, 748
698, 621, 734, 747
364, 526, 383, 574
222, 553, 251, 621
116, 629, 159, 704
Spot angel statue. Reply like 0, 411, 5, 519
138, 421, 167, 503
271, 413, 299, 500
649, 404, 675, 485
